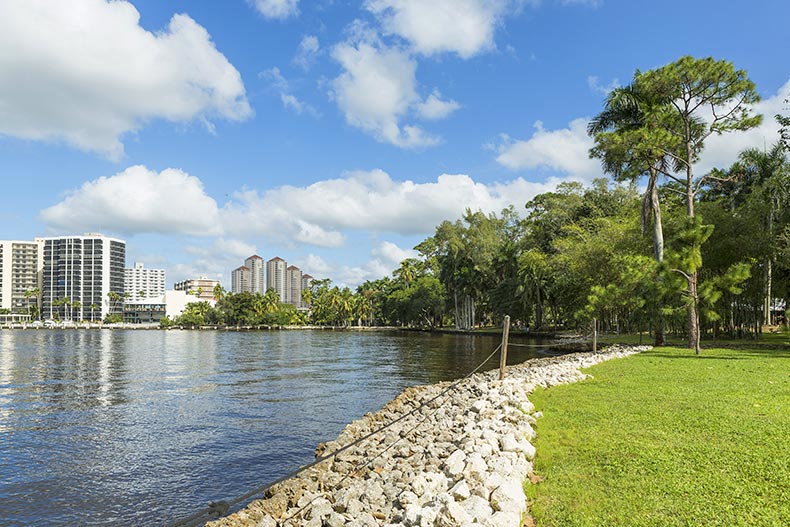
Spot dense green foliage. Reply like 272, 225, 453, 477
143, 56, 789, 338
527, 344, 790, 526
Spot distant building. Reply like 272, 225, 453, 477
231, 265, 251, 294
286, 265, 303, 307
37, 233, 126, 321
0, 240, 41, 314
173, 277, 219, 301
266, 257, 287, 302
245, 255, 265, 294
123, 290, 216, 323
124, 262, 165, 302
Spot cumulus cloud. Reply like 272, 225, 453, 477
41, 165, 564, 261
0, 0, 251, 159
331, 32, 440, 148
416, 90, 461, 120
40, 165, 222, 236
373, 241, 419, 267
494, 80, 790, 181
695, 80, 790, 175
293, 35, 321, 70
185, 238, 258, 261
494, 118, 600, 178
364, 0, 522, 58
223, 169, 558, 239
297, 242, 418, 288
248, 0, 299, 19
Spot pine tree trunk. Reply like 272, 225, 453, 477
650, 168, 666, 346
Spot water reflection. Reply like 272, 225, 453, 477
0, 329, 548, 526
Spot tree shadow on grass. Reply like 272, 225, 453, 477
646, 348, 790, 360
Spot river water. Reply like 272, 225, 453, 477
0, 329, 550, 526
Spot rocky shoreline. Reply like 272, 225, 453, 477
205, 345, 651, 527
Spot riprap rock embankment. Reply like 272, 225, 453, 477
207, 345, 650, 527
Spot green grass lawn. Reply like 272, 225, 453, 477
527, 345, 790, 527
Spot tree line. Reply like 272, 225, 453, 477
164, 56, 788, 351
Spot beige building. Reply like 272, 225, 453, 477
245, 255, 265, 294
286, 265, 303, 307
0, 240, 41, 314
174, 277, 219, 301
266, 257, 286, 302
231, 265, 251, 294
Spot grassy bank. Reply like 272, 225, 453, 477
527, 345, 790, 526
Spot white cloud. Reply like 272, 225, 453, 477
493, 80, 790, 182
185, 238, 258, 261
695, 80, 790, 175
281, 93, 320, 117
364, 0, 522, 58
248, 0, 299, 19
223, 169, 558, 238
331, 33, 440, 148
0, 0, 251, 159
261, 67, 319, 117
372, 241, 419, 267
297, 248, 400, 289
293, 35, 320, 70
494, 118, 600, 178
416, 90, 461, 120
40, 165, 221, 236
587, 75, 619, 95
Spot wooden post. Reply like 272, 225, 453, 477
593, 317, 598, 353
499, 315, 511, 380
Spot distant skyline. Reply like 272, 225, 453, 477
1, 0, 788, 288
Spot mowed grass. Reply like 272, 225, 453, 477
527, 345, 790, 527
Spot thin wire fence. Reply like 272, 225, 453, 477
165, 342, 504, 527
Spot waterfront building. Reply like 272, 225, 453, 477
231, 265, 251, 294
266, 257, 287, 302
0, 240, 41, 314
124, 262, 165, 302
244, 255, 265, 294
173, 277, 219, 301
286, 265, 303, 307
37, 233, 126, 321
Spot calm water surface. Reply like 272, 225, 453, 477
0, 329, 550, 526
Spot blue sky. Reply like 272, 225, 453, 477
1, 0, 787, 288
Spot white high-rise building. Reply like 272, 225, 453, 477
38, 233, 126, 321
125, 262, 165, 302
231, 265, 250, 294
266, 257, 286, 302
0, 240, 41, 314
244, 255, 265, 294
286, 265, 303, 307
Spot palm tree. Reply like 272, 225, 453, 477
89, 303, 99, 322
24, 287, 40, 320
107, 291, 121, 315
724, 144, 790, 325
588, 84, 672, 345
71, 300, 82, 322
213, 283, 225, 302
53, 297, 71, 322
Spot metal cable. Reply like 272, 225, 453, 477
164, 343, 502, 527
